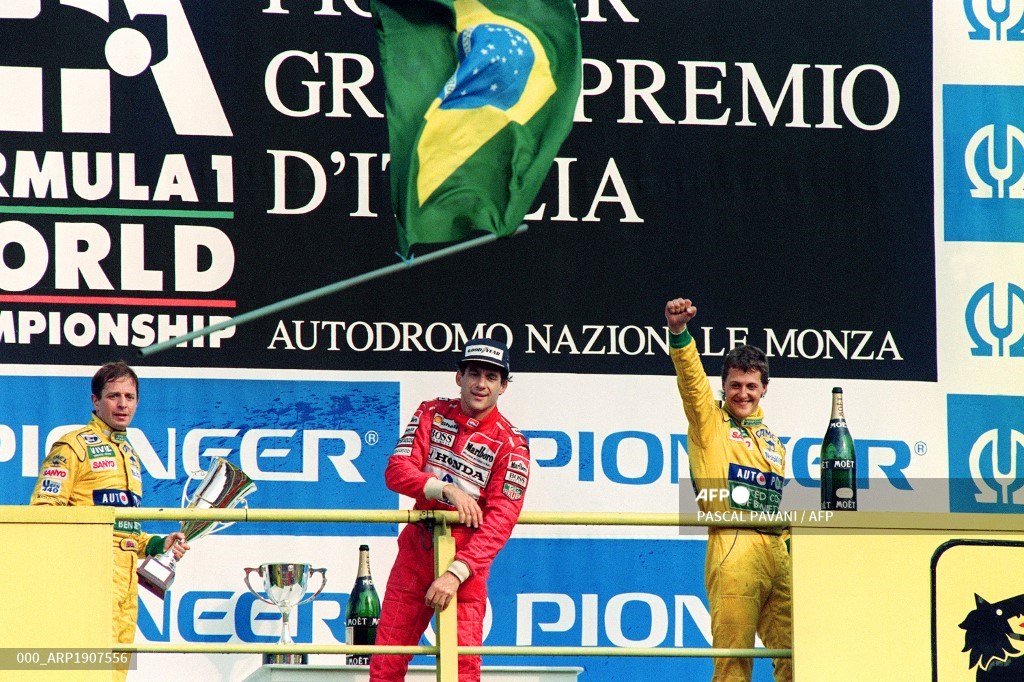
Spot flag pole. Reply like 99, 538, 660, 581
138, 225, 528, 357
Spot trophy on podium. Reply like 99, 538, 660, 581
244, 562, 328, 664
138, 457, 256, 598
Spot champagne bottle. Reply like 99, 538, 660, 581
345, 544, 381, 665
820, 387, 857, 511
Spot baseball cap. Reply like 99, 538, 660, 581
459, 338, 510, 375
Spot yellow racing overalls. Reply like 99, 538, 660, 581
670, 329, 792, 682
30, 413, 169, 681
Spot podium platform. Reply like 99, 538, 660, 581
0, 506, 114, 681
243, 665, 584, 682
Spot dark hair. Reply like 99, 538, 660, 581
92, 361, 139, 398
721, 345, 769, 387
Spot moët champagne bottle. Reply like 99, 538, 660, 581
345, 544, 381, 665
820, 387, 857, 511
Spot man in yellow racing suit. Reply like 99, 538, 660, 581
665, 298, 791, 682
30, 362, 188, 681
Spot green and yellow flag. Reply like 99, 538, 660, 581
371, 0, 582, 256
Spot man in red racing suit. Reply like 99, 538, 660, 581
370, 339, 530, 681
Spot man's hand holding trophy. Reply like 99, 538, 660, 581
138, 456, 257, 598
136, 456, 333, 667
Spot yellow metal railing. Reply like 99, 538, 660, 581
114, 507, 789, 529
112, 507, 792, 682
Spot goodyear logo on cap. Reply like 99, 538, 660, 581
465, 344, 504, 360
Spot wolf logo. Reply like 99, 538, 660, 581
960, 592, 1024, 680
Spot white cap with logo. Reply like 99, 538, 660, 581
458, 338, 510, 375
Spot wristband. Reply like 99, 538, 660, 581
145, 535, 166, 556
669, 327, 693, 348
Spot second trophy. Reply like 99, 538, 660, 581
244, 562, 328, 664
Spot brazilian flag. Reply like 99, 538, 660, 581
371, 0, 582, 256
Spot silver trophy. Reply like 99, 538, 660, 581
138, 457, 256, 599
244, 562, 328, 664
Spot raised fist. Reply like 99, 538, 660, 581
664, 298, 697, 333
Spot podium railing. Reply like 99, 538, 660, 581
110, 507, 792, 682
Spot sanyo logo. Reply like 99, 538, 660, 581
2, 424, 366, 482
0, 0, 230, 135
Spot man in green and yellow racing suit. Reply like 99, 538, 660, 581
666, 298, 792, 682
30, 361, 188, 681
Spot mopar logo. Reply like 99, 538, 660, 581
965, 283, 1024, 357
0, 0, 230, 134
964, 0, 1024, 41
949, 394, 1024, 512
524, 429, 913, 490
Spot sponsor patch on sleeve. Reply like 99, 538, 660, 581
508, 459, 529, 475
393, 434, 414, 456
39, 479, 63, 496
43, 454, 68, 468
502, 482, 524, 501
505, 470, 528, 487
